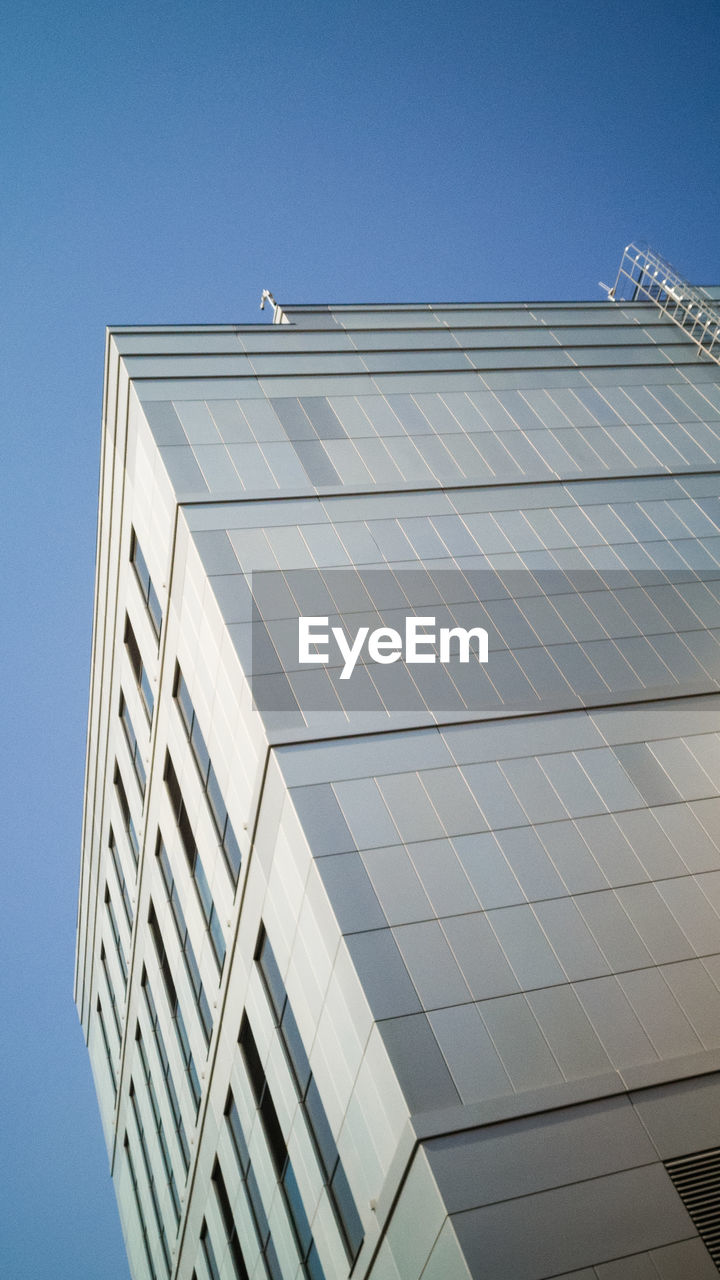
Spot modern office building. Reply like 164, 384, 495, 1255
76, 247, 720, 1279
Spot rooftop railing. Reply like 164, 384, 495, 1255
606, 243, 720, 365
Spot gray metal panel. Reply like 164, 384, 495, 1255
428, 1004, 512, 1102
479, 994, 564, 1091
393, 921, 471, 1008
425, 1095, 655, 1211
495, 826, 567, 900
407, 839, 481, 916
452, 1165, 694, 1280
361, 845, 434, 926
649, 1238, 718, 1280
442, 913, 519, 1000
630, 1071, 720, 1158
526, 985, 613, 1079
345, 929, 421, 1019
453, 832, 526, 908
315, 852, 387, 932
379, 1014, 460, 1111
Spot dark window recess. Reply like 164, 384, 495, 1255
147, 904, 202, 1115
665, 1147, 720, 1269
136, 1026, 182, 1227
105, 885, 127, 990
173, 666, 242, 887
120, 691, 146, 796
225, 1090, 285, 1280
164, 753, 226, 971
130, 528, 163, 641
255, 926, 363, 1262
100, 945, 122, 1042
212, 1158, 250, 1280
156, 832, 213, 1045
125, 1133, 159, 1280
114, 762, 140, 866
96, 998, 117, 1097
200, 1220, 222, 1280
142, 971, 191, 1173
130, 1083, 172, 1275
124, 614, 154, 722
237, 1021, 327, 1280
109, 827, 133, 930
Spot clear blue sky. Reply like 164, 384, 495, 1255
1, 1, 718, 1275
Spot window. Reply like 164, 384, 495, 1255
135, 1027, 182, 1227
129, 1083, 172, 1274
256, 926, 363, 1261
164, 754, 226, 971
119, 691, 146, 796
225, 1090, 284, 1280
200, 1221, 221, 1280
237, 1021, 326, 1280
114, 763, 139, 866
124, 614, 154, 722
142, 972, 191, 1173
125, 1134, 159, 1280
100, 945, 122, 1042
130, 528, 163, 641
156, 833, 213, 1045
109, 827, 133, 930
96, 999, 117, 1098
147, 903, 202, 1115
212, 1158, 250, 1280
173, 666, 242, 887
105, 886, 127, 990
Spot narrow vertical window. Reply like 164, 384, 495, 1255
130, 528, 163, 640
124, 614, 154, 721
255, 926, 363, 1261
119, 692, 146, 796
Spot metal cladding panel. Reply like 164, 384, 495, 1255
79, 295, 720, 1280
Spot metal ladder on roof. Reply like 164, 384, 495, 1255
605, 243, 720, 365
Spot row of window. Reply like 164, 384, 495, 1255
164, 753, 226, 972
125, 1133, 159, 1280
147, 903, 202, 1116
211, 1158, 250, 1280
119, 938, 359, 1280
256, 927, 364, 1261
142, 972, 191, 1174
237, 1024, 326, 1280
225, 1089, 284, 1280
156, 833, 213, 1046
96, 997, 116, 1098
198, 1219, 221, 1280
174, 666, 242, 888
129, 1084, 172, 1276
135, 1028, 182, 1227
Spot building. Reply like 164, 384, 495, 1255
76, 248, 720, 1280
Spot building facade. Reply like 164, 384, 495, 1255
77, 266, 720, 1280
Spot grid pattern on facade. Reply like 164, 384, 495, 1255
183, 468, 720, 738
280, 698, 720, 1112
